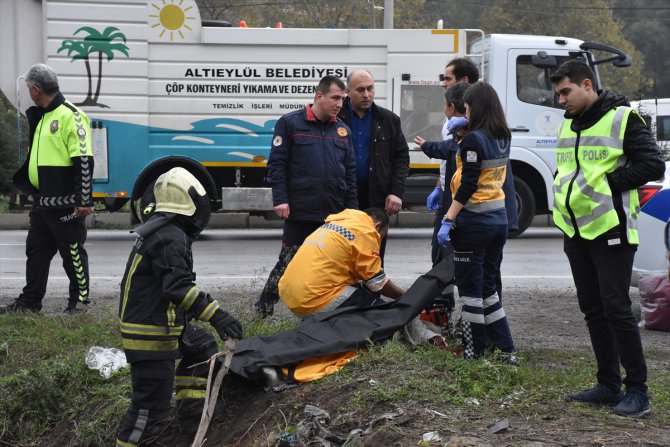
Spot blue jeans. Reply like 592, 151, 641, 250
452, 221, 515, 358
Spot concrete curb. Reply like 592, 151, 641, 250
0, 211, 553, 230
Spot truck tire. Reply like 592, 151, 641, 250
509, 177, 535, 238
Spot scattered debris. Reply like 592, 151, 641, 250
422, 431, 442, 442
84, 346, 127, 379
486, 417, 509, 434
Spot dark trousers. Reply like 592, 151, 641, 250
255, 219, 323, 316
19, 207, 89, 310
116, 327, 217, 446
563, 235, 647, 392
116, 360, 174, 446
359, 182, 387, 263
453, 222, 514, 358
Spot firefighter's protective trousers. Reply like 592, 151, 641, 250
115, 326, 217, 446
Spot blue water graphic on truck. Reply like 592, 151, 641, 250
93, 117, 277, 195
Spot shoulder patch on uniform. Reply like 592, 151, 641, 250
273, 135, 283, 146
50, 120, 59, 134
466, 151, 477, 163
337, 127, 348, 137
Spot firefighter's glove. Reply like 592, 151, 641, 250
211, 311, 244, 340
426, 187, 442, 212
447, 116, 468, 134
437, 220, 453, 245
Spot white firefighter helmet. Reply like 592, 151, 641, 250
153, 167, 211, 235
154, 167, 205, 216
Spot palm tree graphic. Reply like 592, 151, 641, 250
57, 27, 129, 108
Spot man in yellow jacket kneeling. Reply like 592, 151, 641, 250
279, 208, 404, 316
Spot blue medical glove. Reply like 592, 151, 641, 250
426, 187, 442, 211
447, 116, 468, 134
437, 220, 453, 245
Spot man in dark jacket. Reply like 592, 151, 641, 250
337, 70, 410, 259
551, 59, 665, 418
1, 64, 94, 314
254, 75, 358, 317
115, 167, 243, 446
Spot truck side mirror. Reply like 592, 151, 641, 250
531, 51, 557, 68
579, 41, 632, 68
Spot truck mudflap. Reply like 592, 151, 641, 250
220, 187, 274, 211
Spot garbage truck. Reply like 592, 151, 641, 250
0, 0, 632, 234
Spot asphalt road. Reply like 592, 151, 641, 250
0, 227, 571, 306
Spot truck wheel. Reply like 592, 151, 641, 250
509, 177, 535, 238
103, 197, 128, 212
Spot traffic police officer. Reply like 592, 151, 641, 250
2, 64, 94, 314
551, 59, 664, 417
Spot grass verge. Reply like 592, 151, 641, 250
0, 309, 668, 446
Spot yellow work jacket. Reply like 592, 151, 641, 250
279, 209, 384, 315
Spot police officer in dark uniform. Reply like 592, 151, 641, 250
115, 167, 243, 446
1, 64, 94, 314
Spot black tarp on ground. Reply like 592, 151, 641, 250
230, 247, 454, 383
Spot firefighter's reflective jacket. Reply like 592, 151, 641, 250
118, 214, 223, 363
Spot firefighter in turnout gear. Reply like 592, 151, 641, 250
115, 167, 243, 446
1, 64, 94, 314
551, 60, 664, 418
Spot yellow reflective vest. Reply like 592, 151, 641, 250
13, 93, 94, 208
553, 106, 639, 243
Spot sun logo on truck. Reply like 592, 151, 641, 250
149, 0, 196, 41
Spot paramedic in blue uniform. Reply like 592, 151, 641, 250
254, 75, 358, 317
438, 82, 516, 363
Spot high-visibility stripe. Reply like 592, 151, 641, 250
129, 409, 149, 445
199, 301, 220, 321
115, 439, 137, 447
480, 157, 508, 169
484, 308, 507, 324
122, 338, 179, 351
167, 302, 176, 328
556, 135, 623, 149
461, 296, 482, 307
175, 389, 207, 400
180, 286, 199, 311
465, 199, 505, 212
175, 376, 208, 387
483, 295, 500, 308
461, 310, 485, 324
120, 253, 143, 320
120, 323, 183, 336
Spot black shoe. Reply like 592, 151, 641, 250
614, 390, 650, 417
0, 300, 40, 314
63, 302, 87, 315
502, 353, 518, 366
566, 384, 624, 406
